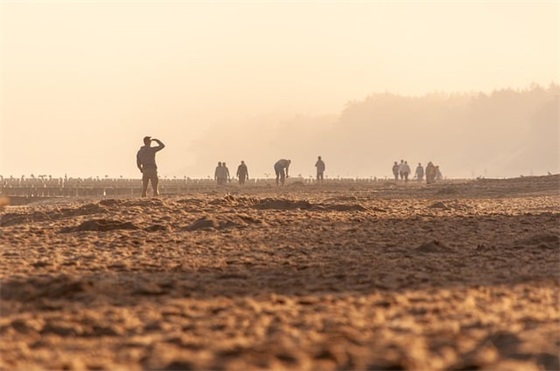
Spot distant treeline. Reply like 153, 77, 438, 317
188, 84, 558, 179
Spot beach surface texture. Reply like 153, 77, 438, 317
1, 176, 559, 370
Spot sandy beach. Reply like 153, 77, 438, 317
1, 176, 559, 370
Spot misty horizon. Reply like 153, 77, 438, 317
1, 84, 558, 181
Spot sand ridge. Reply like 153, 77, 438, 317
1, 176, 559, 370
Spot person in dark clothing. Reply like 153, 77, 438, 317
392, 161, 399, 181
274, 159, 291, 186
415, 163, 424, 182
137, 136, 165, 197
222, 162, 231, 183
426, 161, 436, 184
315, 156, 325, 183
236, 161, 249, 185
215, 162, 226, 185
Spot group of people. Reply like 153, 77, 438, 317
136, 136, 444, 197
136, 137, 329, 196
212, 156, 326, 188
214, 161, 249, 185
392, 160, 442, 184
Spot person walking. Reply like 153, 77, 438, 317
315, 156, 325, 184
222, 162, 231, 183
415, 163, 424, 182
401, 161, 411, 182
426, 161, 436, 184
236, 161, 249, 185
274, 159, 291, 186
215, 162, 226, 185
137, 136, 165, 197
435, 165, 443, 181
392, 161, 399, 181
399, 160, 405, 180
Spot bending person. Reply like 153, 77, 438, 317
274, 159, 291, 186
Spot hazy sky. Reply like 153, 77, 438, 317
1, 1, 558, 178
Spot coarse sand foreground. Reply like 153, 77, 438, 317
1, 176, 559, 370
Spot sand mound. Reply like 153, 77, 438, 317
512, 234, 560, 250
0, 210, 57, 227
174, 198, 205, 205
0, 203, 108, 227
252, 198, 367, 212
56, 203, 109, 220
428, 201, 449, 209
209, 195, 257, 207
1, 275, 94, 301
1, 212, 38, 227
144, 224, 170, 232
185, 215, 252, 231
98, 199, 123, 207
185, 216, 217, 231
121, 199, 165, 208
60, 219, 139, 233
253, 198, 313, 210
326, 195, 358, 202
313, 204, 368, 212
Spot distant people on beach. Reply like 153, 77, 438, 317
214, 162, 221, 185
215, 162, 227, 185
398, 160, 405, 180
223, 162, 231, 183
315, 156, 325, 183
392, 161, 399, 181
426, 161, 436, 184
274, 159, 291, 186
435, 166, 443, 181
136, 136, 165, 197
400, 161, 411, 182
236, 161, 249, 185
415, 163, 424, 182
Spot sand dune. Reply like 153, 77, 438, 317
1, 176, 559, 370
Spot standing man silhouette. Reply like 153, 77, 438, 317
401, 161, 411, 183
137, 136, 165, 197
214, 162, 224, 185
315, 156, 325, 184
237, 161, 249, 185
392, 161, 399, 181
415, 163, 424, 182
